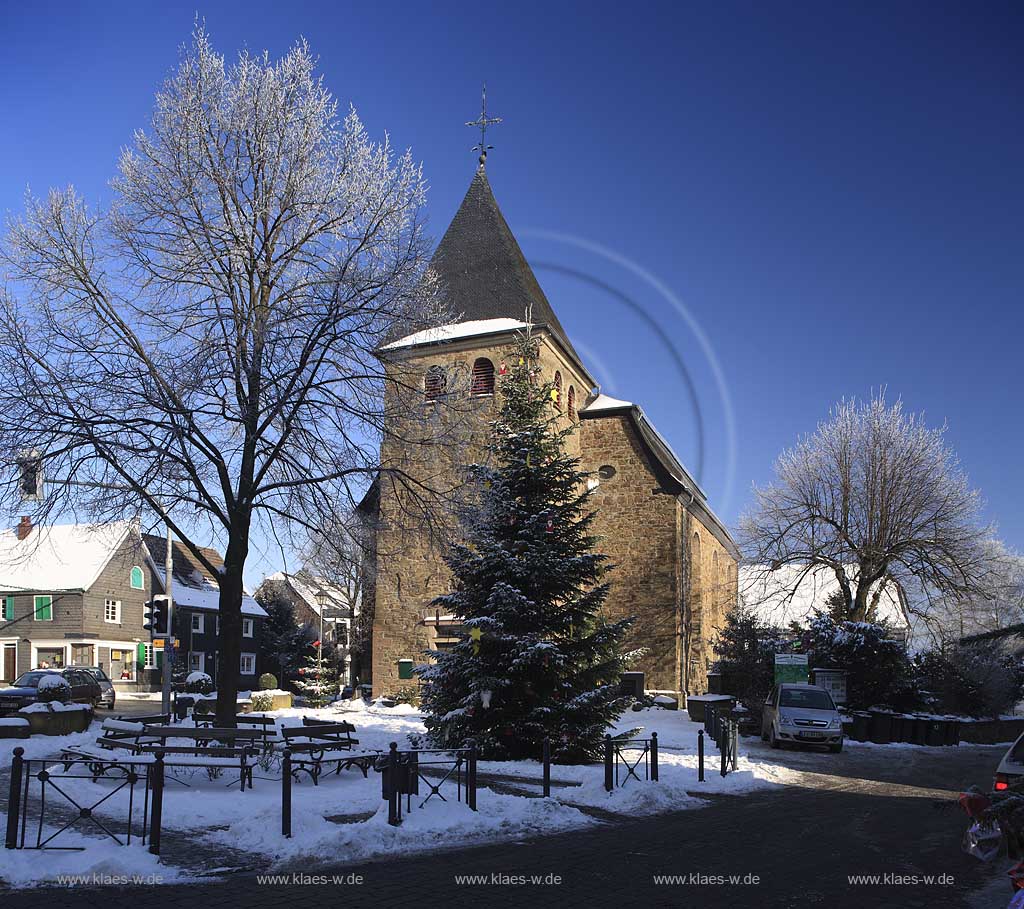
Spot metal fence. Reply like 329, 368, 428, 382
699, 705, 739, 779
603, 733, 659, 791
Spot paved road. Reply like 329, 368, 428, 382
0, 737, 1013, 908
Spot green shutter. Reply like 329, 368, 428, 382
2, 596, 12, 621
34, 595, 52, 621
137, 642, 147, 670
397, 659, 414, 680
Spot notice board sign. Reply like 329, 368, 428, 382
774, 653, 809, 684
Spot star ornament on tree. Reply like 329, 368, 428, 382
470, 626, 483, 654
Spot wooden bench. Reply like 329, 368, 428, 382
195, 713, 278, 746
278, 722, 375, 784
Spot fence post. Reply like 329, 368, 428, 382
148, 753, 165, 855
604, 734, 614, 792
5, 747, 24, 849
387, 742, 400, 826
650, 732, 658, 782
467, 744, 478, 811
281, 749, 292, 838
731, 721, 739, 772
697, 730, 705, 783
239, 749, 248, 793
720, 732, 727, 778
542, 738, 551, 798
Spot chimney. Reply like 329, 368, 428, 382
16, 516, 33, 541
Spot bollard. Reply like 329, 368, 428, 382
239, 749, 248, 793
387, 743, 400, 826
281, 749, 292, 838
542, 738, 551, 798
604, 734, 614, 792
698, 730, 705, 782
650, 731, 658, 782
467, 744, 478, 811
148, 753, 165, 855
5, 747, 24, 849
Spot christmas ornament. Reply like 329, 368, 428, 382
480, 690, 493, 709
499, 363, 508, 375
470, 626, 483, 654
546, 517, 554, 533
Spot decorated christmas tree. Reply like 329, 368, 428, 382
419, 331, 633, 763
295, 643, 337, 708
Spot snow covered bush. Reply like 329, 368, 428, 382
185, 671, 213, 695
249, 691, 274, 711
806, 613, 915, 710
258, 673, 278, 691
712, 608, 786, 716
36, 674, 71, 704
914, 643, 1023, 717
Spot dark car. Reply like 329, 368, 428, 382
76, 666, 116, 710
0, 668, 103, 714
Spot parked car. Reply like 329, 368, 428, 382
761, 683, 844, 752
76, 666, 116, 710
994, 732, 1024, 792
0, 668, 103, 714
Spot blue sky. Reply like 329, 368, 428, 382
2, 1, 1021, 581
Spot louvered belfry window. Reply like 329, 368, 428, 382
568, 386, 576, 421
424, 366, 448, 402
553, 371, 563, 409
471, 358, 495, 396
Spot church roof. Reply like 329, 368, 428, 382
428, 167, 579, 360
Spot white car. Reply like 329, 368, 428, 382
994, 732, 1024, 792
761, 683, 844, 752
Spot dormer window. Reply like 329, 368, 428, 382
424, 366, 448, 402
471, 358, 495, 396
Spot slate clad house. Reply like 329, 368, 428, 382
363, 161, 740, 699
0, 518, 267, 689
143, 534, 267, 688
0, 519, 160, 684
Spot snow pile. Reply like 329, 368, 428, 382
19, 702, 89, 713
37, 674, 71, 692
185, 671, 212, 686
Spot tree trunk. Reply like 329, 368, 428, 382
215, 525, 250, 728
850, 581, 872, 623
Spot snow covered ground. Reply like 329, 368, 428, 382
0, 703, 798, 887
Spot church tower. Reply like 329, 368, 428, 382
366, 151, 739, 700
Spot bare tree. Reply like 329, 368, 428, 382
916, 541, 1024, 646
0, 29, 451, 725
740, 394, 995, 626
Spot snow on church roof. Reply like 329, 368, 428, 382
739, 564, 909, 631
382, 318, 530, 351
580, 393, 633, 412
0, 521, 135, 593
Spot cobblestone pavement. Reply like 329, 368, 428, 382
0, 738, 1013, 907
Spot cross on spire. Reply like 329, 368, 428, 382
466, 83, 502, 168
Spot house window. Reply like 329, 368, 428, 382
191, 613, 205, 633
242, 618, 254, 637
104, 599, 122, 624
189, 652, 205, 673
130, 566, 145, 590
2, 596, 13, 621
240, 653, 256, 675
568, 386, 576, 421
143, 643, 157, 669
424, 366, 447, 402
471, 357, 495, 396
552, 371, 562, 409
34, 595, 53, 621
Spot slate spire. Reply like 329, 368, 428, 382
428, 167, 578, 359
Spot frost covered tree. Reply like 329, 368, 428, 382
0, 29, 449, 726
741, 394, 996, 627
419, 332, 633, 763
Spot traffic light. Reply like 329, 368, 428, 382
143, 596, 169, 635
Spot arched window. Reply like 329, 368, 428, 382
567, 386, 576, 421
552, 371, 562, 409
130, 566, 144, 590
471, 358, 495, 396
424, 366, 447, 402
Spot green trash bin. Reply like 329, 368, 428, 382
868, 709, 893, 744
925, 718, 945, 746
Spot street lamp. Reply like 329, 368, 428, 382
315, 589, 328, 667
